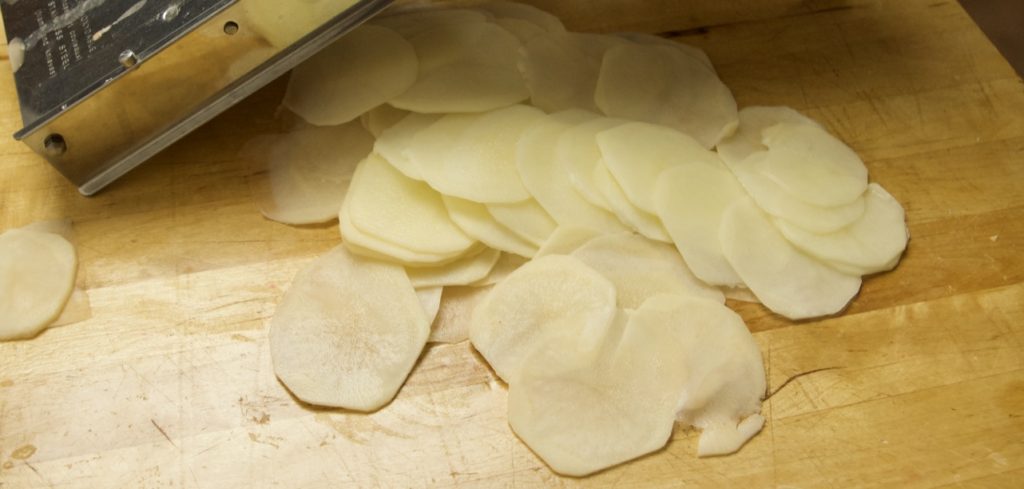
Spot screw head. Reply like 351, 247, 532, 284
118, 50, 139, 68
43, 134, 67, 157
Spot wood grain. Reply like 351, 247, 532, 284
2, 1, 1023, 487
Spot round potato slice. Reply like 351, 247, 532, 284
475, 1, 566, 34
407, 247, 501, 288
521, 32, 626, 113
360, 104, 410, 138
595, 43, 738, 149
493, 17, 547, 43
471, 252, 530, 286
654, 162, 747, 286
0, 229, 77, 341
598, 122, 721, 213
720, 199, 862, 320
444, 196, 538, 258
417, 286, 444, 325
571, 233, 723, 308
371, 7, 488, 38
340, 200, 472, 267
760, 123, 869, 207
284, 25, 418, 126
592, 164, 672, 243
345, 154, 477, 257
557, 117, 624, 210
269, 246, 429, 411
716, 106, 821, 167
535, 226, 604, 257
430, 285, 493, 344
470, 255, 617, 383
376, 113, 442, 181
486, 199, 558, 246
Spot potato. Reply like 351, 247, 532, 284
521, 32, 626, 113
340, 201, 474, 267
716, 106, 822, 167
443, 196, 538, 258
475, 1, 566, 34
429, 285, 493, 344
615, 32, 714, 73
360, 104, 410, 138
759, 123, 869, 207
591, 164, 672, 243
535, 226, 603, 257
471, 252, 530, 286
486, 199, 558, 246
0, 229, 77, 341
557, 117, 624, 210
417, 286, 444, 325
407, 247, 501, 288
376, 113, 442, 180
371, 7, 488, 38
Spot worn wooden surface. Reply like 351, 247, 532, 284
1, 1, 1023, 487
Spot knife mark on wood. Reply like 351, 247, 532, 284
151, 419, 177, 448
766, 366, 841, 400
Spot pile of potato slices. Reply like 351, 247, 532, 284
259, 1, 909, 476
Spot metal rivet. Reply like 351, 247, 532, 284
44, 134, 67, 157
161, 5, 181, 22
118, 49, 139, 68
223, 21, 239, 35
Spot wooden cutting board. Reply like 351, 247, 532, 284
1, 1, 1022, 487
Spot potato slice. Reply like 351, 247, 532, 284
390, 21, 529, 113
493, 17, 547, 44
50, 289, 92, 327
654, 162, 747, 286
407, 247, 501, 288
592, 164, 672, 243
340, 200, 471, 267
521, 32, 626, 113
252, 121, 374, 225
595, 43, 738, 149
269, 246, 428, 411
371, 7, 488, 38
571, 233, 723, 308
486, 199, 558, 246
375, 113, 442, 180
471, 253, 530, 286
417, 286, 444, 325
360, 104, 410, 138
430, 285, 493, 344
470, 255, 617, 382
475, 1, 566, 34
774, 184, 909, 275
723, 286, 760, 304
720, 199, 862, 319
557, 117, 624, 210
412, 106, 544, 203
760, 123, 869, 207
517, 112, 628, 233
284, 25, 418, 126
535, 226, 603, 257
615, 32, 714, 73
345, 154, 477, 256
598, 122, 720, 213
0, 229, 77, 341
716, 106, 821, 167
444, 196, 538, 258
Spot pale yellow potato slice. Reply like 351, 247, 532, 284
375, 113, 441, 180
50, 289, 92, 327
241, 0, 358, 47
595, 43, 738, 148
557, 117, 624, 210
417, 286, 444, 325
269, 246, 428, 411
597, 121, 721, 213
486, 200, 558, 246
407, 247, 501, 288
493, 17, 547, 44
654, 162, 747, 286
720, 199, 862, 320
360, 104, 410, 138
284, 25, 418, 126
253, 121, 374, 225
760, 123, 869, 207
371, 7, 488, 38
340, 200, 472, 267
723, 286, 760, 304
0, 229, 77, 341
716, 106, 821, 167
774, 183, 909, 275
521, 32, 626, 113
571, 233, 723, 308
591, 164, 672, 243
345, 154, 477, 256
470, 255, 617, 382
429, 285, 493, 344
390, 21, 529, 113
475, 1, 566, 34
443, 196, 538, 258
471, 253, 530, 286
615, 32, 714, 73
535, 226, 603, 257
517, 111, 628, 233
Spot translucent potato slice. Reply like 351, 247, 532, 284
486, 199, 558, 246
475, 1, 566, 34
407, 247, 501, 288
284, 25, 418, 126
253, 121, 374, 225
345, 154, 477, 257
775, 184, 909, 275
598, 122, 720, 213
444, 196, 538, 258
430, 285, 493, 344
390, 21, 529, 113
50, 289, 93, 327
595, 43, 738, 149
340, 201, 471, 267
720, 199, 862, 320
536, 226, 603, 257
269, 246, 428, 411
472, 252, 530, 286
412, 106, 544, 204
592, 164, 672, 243
376, 113, 442, 180
615, 32, 714, 73
417, 286, 444, 325
760, 123, 869, 207
517, 112, 628, 233
654, 162, 747, 286
371, 7, 488, 38
493, 17, 547, 44
0, 229, 77, 341
360, 104, 410, 138
571, 233, 723, 308
470, 255, 617, 382
716, 106, 821, 167
521, 32, 626, 113
557, 117, 624, 210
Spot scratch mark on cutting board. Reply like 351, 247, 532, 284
23, 461, 53, 488
247, 432, 280, 449
150, 419, 178, 448
766, 367, 841, 400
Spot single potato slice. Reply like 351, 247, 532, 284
571, 233, 723, 308
595, 43, 738, 149
360, 104, 410, 138
430, 285, 493, 344
557, 117, 624, 210
486, 199, 558, 246
284, 25, 418, 126
269, 245, 429, 411
716, 105, 821, 167
720, 199, 862, 320
340, 199, 473, 266
0, 229, 78, 341
760, 123, 869, 207
417, 286, 444, 325
376, 113, 442, 181
535, 226, 604, 257
470, 255, 617, 382
521, 32, 626, 113
493, 17, 547, 44
654, 162, 747, 287
592, 164, 672, 243
407, 247, 501, 288
371, 7, 488, 38
475, 1, 566, 34
471, 252, 530, 286
444, 196, 539, 258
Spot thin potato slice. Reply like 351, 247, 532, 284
269, 246, 428, 411
376, 113, 442, 180
284, 25, 418, 126
557, 117, 624, 210
493, 17, 547, 44
595, 43, 738, 148
723, 286, 760, 304
470, 255, 617, 382
475, 1, 566, 34
592, 164, 672, 243
346, 154, 477, 257
340, 201, 471, 267
774, 184, 909, 275
371, 8, 488, 38
0, 229, 77, 341
521, 32, 626, 113
615, 32, 714, 73
417, 286, 444, 325
716, 106, 821, 167
536, 226, 603, 257
430, 285, 493, 344
760, 123, 869, 207
50, 289, 92, 327
360, 104, 410, 138
444, 196, 538, 258
486, 199, 558, 246
654, 162, 747, 286
407, 247, 501, 288
571, 233, 723, 308
598, 122, 721, 213
471, 253, 530, 286
720, 199, 862, 319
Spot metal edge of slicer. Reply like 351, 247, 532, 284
0, 0, 394, 195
